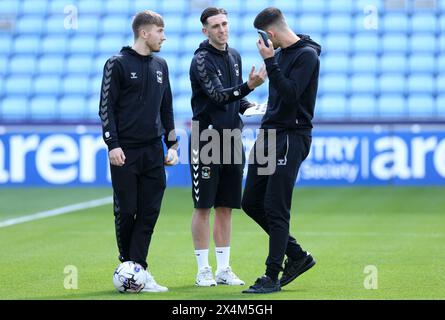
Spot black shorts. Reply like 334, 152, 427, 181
189, 129, 245, 209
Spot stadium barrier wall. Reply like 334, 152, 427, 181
0, 124, 444, 187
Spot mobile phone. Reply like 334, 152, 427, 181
257, 29, 270, 47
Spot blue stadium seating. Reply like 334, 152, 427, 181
378, 94, 406, 118
0, 0, 443, 122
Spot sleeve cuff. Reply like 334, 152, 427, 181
240, 82, 254, 95
107, 141, 120, 151
264, 57, 278, 71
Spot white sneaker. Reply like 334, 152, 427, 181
215, 266, 245, 285
195, 266, 217, 287
141, 270, 168, 292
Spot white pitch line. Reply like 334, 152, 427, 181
0, 196, 113, 228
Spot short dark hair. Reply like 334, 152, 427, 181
253, 7, 285, 30
132, 10, 164, 39
200, 7, 227, 25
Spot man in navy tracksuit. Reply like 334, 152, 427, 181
99, 11, 178, 293
189, 7, 267, 287
242, 7, 321, 294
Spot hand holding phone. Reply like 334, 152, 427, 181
257, 30, 269, 48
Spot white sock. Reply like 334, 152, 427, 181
215, 247, 230, 272
195, 249, 210, 271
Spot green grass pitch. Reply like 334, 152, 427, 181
0, 186, 444, 300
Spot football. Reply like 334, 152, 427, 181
112, 261, 146, 293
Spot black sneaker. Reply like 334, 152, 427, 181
279, 252, 316, 287
242, 275, 281, 294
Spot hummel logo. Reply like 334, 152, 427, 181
130, 72, 137, 79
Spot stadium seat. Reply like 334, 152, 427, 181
377, 94, 406, 118
66, 55, 93, 74
16, 16, 45, 34
33, 75, 61, 95
29, 96, 57, 120
20, 0, 49, 15
350, 74, 377, 94
97, 36, 127, 54
163, 14, 185, 34
37, 55, 65, 74
185, 13, 202, 33
178, 54, 193, 75
160, 0, 188, 14
352, 54, 378, 73
1, 97, 28, 120
320, 74, 349, 94
100, 15, 132, 34
214, 0, 242, 13
8, 55, 36, 74
5, 75, 33, 95
59, 96, 86, 119
45, 14, 69, 34
62, 75, 90, 95
182, 34, 204, 53
174, 94, 192, 114
408, 54, 436, 74
407, 74, 435, 94
134, 0, 159, 12
48, 0, 74, 14
0, 0, 19, 15
239, 34, 261, 53
300, 0, 326, 13
382, 14, 409, 33
349, 94, 376, 117
239, 14, 258, 33
322, 54, 350, 73
104, 0, 133, 15
381, 33, 408, 53
41, 35, 69, 54
324, 34, 351, 53
328, 0, 354, 13
76, 15, 101, 34
158, 54, 177, 74
242, 0, 273, 13
69, 35, 97, 54
316, 94, 348, 118
326, 14, 352, 33
296, 14, 325, 34
12, 35, 41, 54
410, 33, 436, 53
380, 54, 407, 73
407, 94, 434, 117
379, 74, 406, 94
77, 0, 103, 15
411, 14, 437, 33
161, 35, 181, 54
177, 74, 192, 95
353, 33, 380, 53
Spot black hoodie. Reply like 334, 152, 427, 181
261, 34, 321, 134
189, 40, 254, 130
99, 46, 177, 151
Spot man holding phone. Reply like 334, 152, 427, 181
242, 7, 321, 294
189, 7, 267, 287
